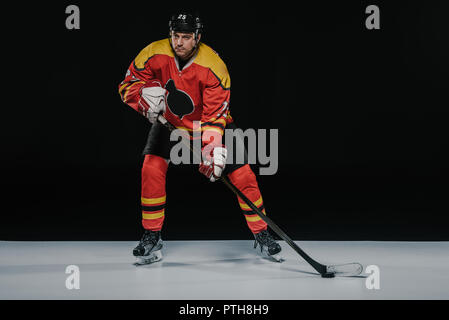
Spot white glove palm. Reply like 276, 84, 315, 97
139, 87, 167, 123
199, 146, 227, 182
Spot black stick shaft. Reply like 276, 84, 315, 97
221, 177, 326, 274
157, 114, 327, 275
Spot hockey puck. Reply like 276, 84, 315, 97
321, 272, 335, 278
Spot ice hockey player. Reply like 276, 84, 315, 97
118, 11, 282, 265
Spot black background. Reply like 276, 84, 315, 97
3, 0, 448, 241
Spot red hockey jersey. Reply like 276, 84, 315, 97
118, 38, 232, 143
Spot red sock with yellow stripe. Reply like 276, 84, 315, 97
141, 154, 168, 231
227, 164, 268, 234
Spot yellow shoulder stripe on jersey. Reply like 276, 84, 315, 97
134, 39, 174, 70
194, 43, 231, 90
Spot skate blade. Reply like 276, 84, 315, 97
134, 250, 163, 266
255, 246, 284, 263
268, 253, 284, 263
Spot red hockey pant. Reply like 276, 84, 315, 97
141, 155, 267, 234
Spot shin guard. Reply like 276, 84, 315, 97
227, 164, 268, 234
141, 155, 168, 231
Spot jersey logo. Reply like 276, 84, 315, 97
165, 79, 195, 120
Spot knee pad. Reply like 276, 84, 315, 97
142, 154, 169, 177
227, 164, 258, 190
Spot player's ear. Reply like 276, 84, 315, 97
196, 33, 201, 43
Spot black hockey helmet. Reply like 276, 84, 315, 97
168, 12, 204, 39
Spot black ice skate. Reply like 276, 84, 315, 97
133, 230, 163, 265
253, 230, 283, 262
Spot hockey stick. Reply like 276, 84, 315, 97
221, 177, 363, 277
156, 115, 363, 278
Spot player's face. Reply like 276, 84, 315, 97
171, 31, 200, 60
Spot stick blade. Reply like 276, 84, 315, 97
326, 262, 363, 277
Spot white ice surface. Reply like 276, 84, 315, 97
0, 240, 448, 299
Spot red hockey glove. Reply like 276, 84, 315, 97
199, 145, 227, 182
138, 81, 167, 123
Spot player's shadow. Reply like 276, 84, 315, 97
134, 257, 326, 279
140, 258, 369, 279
